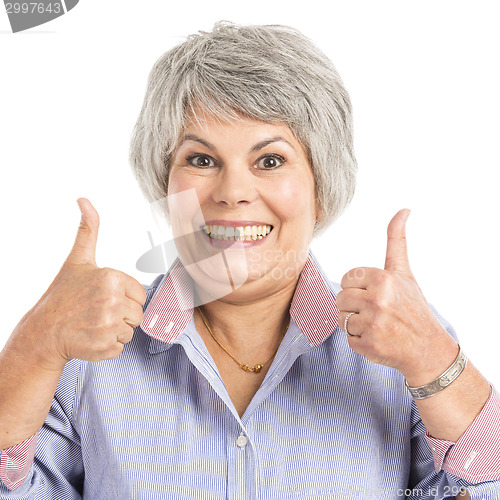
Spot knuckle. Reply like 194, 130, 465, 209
335, 290, 344, 308
93, 310, 110, 329
100, 267, 121, 288
131, 280, 148, 305
340, 273, 349, 288
99, 266, 114, 278
125, 304, 144, 328
96, 309, 120, 330
366, 316, 383, 334
120, 326, 134, 344
339, 312, 346, 328
378, 271, 396, 288
136, 301, 145, 315
135, 306, 144, 324
371, 294, 390, 311
372, 270, 388, 285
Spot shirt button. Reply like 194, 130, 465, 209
236, 433, 248, 449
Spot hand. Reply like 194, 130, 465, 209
336, 209, 458, 384
21, 198, 147, 370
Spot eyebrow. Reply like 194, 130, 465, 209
178, 134, 296, 153
250, 136, 296, 153
178, 134, 216, 151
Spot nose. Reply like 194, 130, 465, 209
212, 164, 258, 208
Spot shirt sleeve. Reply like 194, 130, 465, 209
0, 432, 38, 490
408, 304, 500, 499
425, 385, 500, 482
0, 359, 85, 498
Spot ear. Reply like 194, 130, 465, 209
314, 199, 324, 224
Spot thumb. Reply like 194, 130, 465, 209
384, 208, 412, 276
67, 198, 100, 266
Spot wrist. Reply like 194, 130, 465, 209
402, 336, 459, 388
405, 344, 467, 399
9, 312, 68, 373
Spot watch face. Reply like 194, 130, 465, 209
4, 0, 79, 33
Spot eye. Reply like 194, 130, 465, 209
186, 154, 215, 168
255, 154, 285, 170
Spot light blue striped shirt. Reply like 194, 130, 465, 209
1, 252, 499, 499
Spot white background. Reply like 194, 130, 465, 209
1, 1, 499, 384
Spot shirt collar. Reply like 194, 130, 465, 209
139, 249, 339, 350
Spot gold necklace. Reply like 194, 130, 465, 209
196, 306, 290, 373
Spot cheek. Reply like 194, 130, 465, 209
268, 178, 315, 220
168, 170, 194, 195
167, 172, 210, 209
166, 172, 207, 232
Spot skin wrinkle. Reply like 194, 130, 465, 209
178, 134, 297, 155
168, 114, 317, 359
129, 23, 357, 236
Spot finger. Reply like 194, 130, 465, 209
346, 333, 364, 349
117, 325, 135, 344
124, 277, 148, 305
336, 288, 367, 313
123, 297, 144, 329
384, 208, 412, 276
340, 267, 379, 290
338, 311, 362, 337
66, 198, 100, 266
101, 342, 125, 360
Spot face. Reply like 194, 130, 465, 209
167, 111, 319, 304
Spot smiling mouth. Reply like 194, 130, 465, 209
201, 224, 273, 241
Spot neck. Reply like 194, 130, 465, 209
194, 278, 296, 360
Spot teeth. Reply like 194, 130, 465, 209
203, 224, 272, 241
235, 227, 244, 241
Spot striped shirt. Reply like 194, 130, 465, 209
1, 251, 499, 499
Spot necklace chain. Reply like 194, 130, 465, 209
196, 306, 290, 373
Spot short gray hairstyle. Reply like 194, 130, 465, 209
129, 21, 357, 236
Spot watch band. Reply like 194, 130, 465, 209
405, 345, 468, 400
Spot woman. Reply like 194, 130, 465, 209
0, 21, 499, 499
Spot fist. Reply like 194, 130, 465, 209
335, 209, 458, 383
24, 198, 147, 368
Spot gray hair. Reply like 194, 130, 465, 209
129, 21, 357, 236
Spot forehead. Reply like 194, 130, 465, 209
178, 110, 304, 152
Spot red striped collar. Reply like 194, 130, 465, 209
140, 251, 339, 347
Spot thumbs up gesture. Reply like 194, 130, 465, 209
336, 209, 458, 383
25, 198, 147, 370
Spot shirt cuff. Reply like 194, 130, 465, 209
0, 431, 38, 490
425, 385, 500, 482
